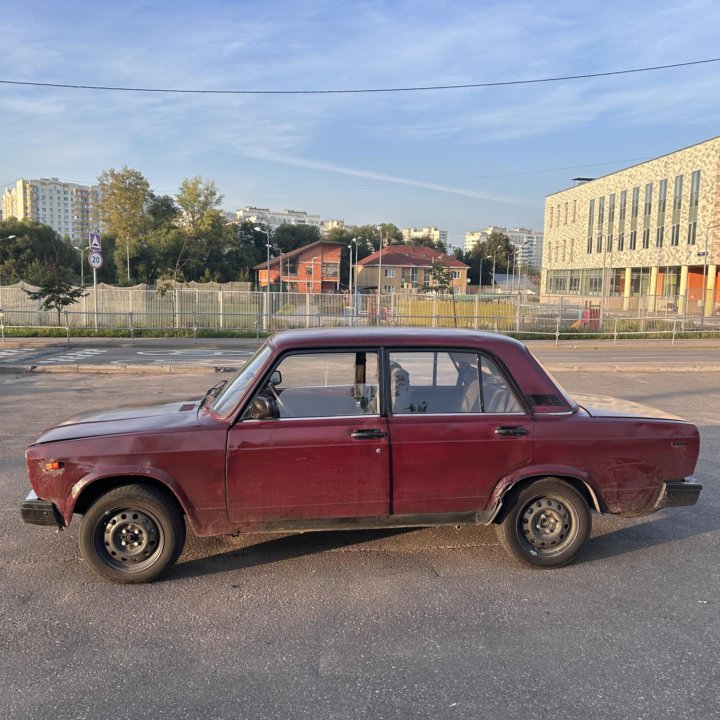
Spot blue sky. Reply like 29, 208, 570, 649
2, 0, 720, 245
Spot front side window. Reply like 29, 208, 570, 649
387, 350, 523, 415
212, 344, 273, 415
248, 351, 379, 419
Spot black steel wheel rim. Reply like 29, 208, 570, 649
519, 496, 577, 556
96, 507, 165, 571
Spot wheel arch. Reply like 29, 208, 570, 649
491, 473, 603, 524
71, 474, 189, 527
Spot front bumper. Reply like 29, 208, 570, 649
21, 490, 64, 528
654, 477, 702, 511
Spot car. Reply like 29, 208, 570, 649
21, 328, 702, 583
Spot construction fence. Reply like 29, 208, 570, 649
0, 281, 719, 343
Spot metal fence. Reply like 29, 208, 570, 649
1, 281, 719, 343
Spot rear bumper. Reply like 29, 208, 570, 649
653, 477, 702, 511
21, 490, 64, 528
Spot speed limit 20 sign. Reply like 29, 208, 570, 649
88, 251, 104, 270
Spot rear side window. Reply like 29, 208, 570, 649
388, 350, 523, 415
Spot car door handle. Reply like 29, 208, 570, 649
351, 429, 386, 440
494, 426, 529, 437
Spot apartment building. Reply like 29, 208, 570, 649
235, 206, 322, 230
464, 226, 543, 269
401, 226, 448, 247
2, 178, 99, 245
543, 135, 720, 315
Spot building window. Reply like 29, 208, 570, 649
688, 170, 700, 244
616, 232, 623, 251
619, 190, 627, 228
656, 227, 664, 247
572, 200, 577, 223
607, 234, 613, 252
451, 270, 460, 279
598, 197, 605, 230
689, 170, 701, 208
596, 234, 603, 253
384, 268, 396, 278
658, 179, 668, 215
642, 228, 650, 249
671, 224, 680, 246
631, 187, 640, 225
587, 199, 595, 253
673, 175, 683, 214
629, 230, 637, 250
644, 183, 653, 218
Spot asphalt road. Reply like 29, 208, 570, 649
1, 369, 718, 719
1, 336, 719, 372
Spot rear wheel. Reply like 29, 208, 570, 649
79, 484, 185, 583
495, 478, 590, 568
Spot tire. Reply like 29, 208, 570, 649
79, 484, 185, 583
495, 478, 591, 568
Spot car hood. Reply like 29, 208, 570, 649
573, 394, 686, 421
33, 399, 203, 444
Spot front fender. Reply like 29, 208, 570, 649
66, 465, 200, 530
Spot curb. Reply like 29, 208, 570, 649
0, 364, 235, 375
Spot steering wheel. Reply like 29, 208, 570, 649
267, 383, 294, 418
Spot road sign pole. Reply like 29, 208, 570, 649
93, 268, 98, 332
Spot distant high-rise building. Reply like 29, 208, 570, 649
2, 178, 99, 246
235, 206, 322, 230
401, 226, 448, 246
464, 225, 543, 268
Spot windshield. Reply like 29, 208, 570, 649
210, 344, 272, 416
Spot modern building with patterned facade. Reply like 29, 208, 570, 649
2, 177, 99, 246
542, 136, 720, 315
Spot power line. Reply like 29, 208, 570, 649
1, 58, 718, 96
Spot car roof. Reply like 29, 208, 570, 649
268, 327, 527, 353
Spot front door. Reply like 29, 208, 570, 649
226, 350, 389, 525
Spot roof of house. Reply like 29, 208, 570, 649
357, 244, 468, 269
252, 240, 345, 270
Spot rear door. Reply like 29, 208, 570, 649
386, 350, 533, 515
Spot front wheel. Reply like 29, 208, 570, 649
79, 484, 185, 583
495, 478, 591, 568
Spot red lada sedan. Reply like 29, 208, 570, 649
21, 328, 701, 582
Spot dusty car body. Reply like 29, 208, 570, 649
21, 328, 701, 582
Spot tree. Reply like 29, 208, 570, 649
271, 223, 321, 254
0, 219, 80, 284
97, 167, 152, 283
428, 258, 454, 295
406, 234, 448, 254
176, 176, 223, 232
23, 264, 86, 324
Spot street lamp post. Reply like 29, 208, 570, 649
254, 225, 272, 329
491, 247, 500, 293
376, 227, 384, 319
700, 223, 720, 326
479, 254, 491, 293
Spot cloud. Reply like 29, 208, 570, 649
242, 150, 531, 204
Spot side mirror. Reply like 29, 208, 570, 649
269, 370, 282, 386
250, 394, 279, 420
